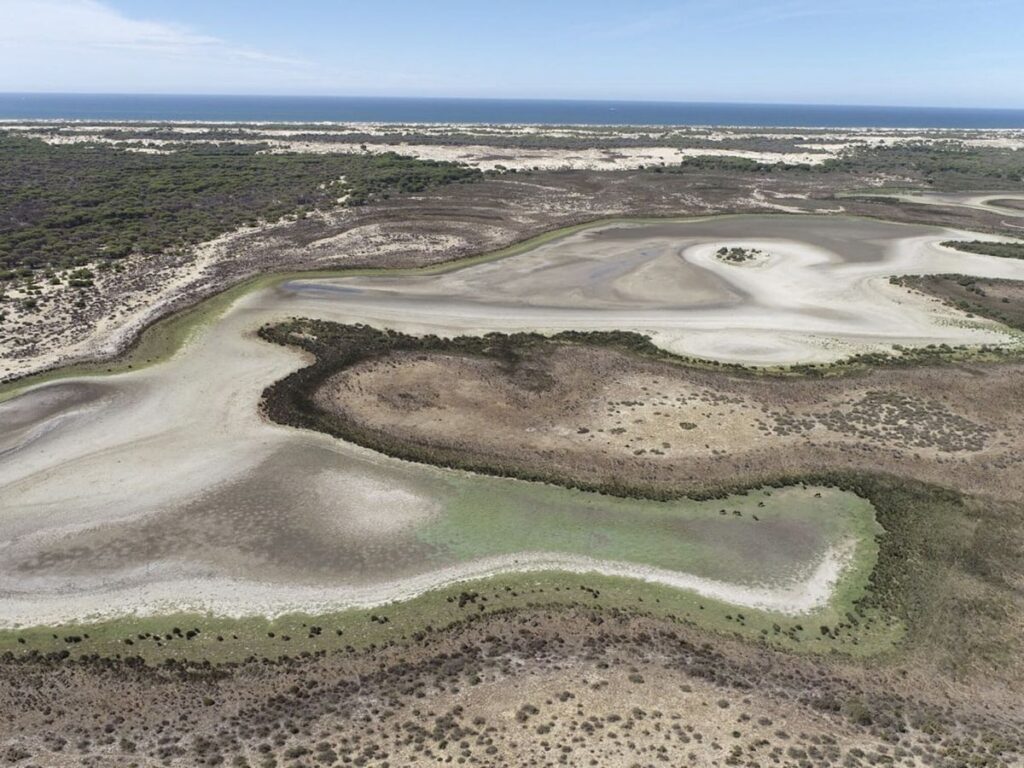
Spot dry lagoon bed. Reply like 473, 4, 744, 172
2, 214, 1023, 629
279, 214, 1023, 363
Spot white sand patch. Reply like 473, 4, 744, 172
306, 222, 469, 261
962, 137, 1024, 150
265, 141, 692, 171
8, 125, 847, 169
315, 471, 440, 535
261, 140, 839, 168
748, 188, 814, 213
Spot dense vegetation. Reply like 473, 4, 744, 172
941, 239, 1024, 259
0, 135, 480, 276
821, 142, 1024, 188
716, 245, 763, 263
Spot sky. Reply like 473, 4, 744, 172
1, 0, 1023, 108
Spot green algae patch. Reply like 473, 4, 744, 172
0, 483, 894, 665
423, 483, 875, 587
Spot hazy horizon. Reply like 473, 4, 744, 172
5, 92, 1024, 128
5, 92, 1024, 114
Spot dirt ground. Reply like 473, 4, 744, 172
3, 608, 1020, 768
317, 343, 1024, 503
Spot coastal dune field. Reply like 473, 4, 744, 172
1, 214, 1022, 630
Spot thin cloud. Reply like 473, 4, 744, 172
572, 0, 911, 41
0, 0, 310, 69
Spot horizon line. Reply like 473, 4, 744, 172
3, 92, 1024, 114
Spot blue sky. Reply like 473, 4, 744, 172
2, 0, 1023, 108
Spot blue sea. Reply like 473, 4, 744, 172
1, 93, 1024, 128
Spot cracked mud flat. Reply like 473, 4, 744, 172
1, 214, 1022, 627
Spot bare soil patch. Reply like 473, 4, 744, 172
292, 326, 1024, 503
3, 607, 1022, 767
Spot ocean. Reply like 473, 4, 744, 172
1, 93, 1023, 128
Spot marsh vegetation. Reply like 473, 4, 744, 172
941, 238, 1024, 260
892, 273, 1024, 330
